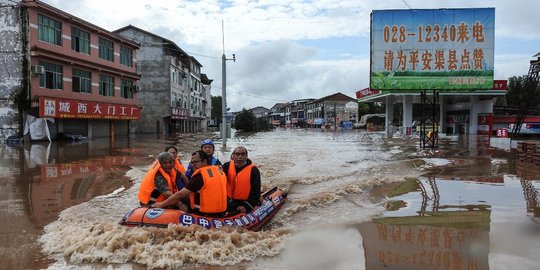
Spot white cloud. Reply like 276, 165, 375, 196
41, 0, 540, 110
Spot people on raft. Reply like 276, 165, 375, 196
137, 151, 180, 207
222, 146, 262, 213
185, 139, 222, 180
153, 150, 228, 216
165, 145, 189, 189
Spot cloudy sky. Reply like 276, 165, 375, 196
42, 0, 540, 111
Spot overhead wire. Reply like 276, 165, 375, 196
211, 85, 287, 102
401, 0, 413, 9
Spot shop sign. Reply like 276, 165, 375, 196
39, 97, 140, 120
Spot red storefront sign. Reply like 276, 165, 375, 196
493, 80, 508, 90
356, 87, 380, 99
39, 97, 140, 120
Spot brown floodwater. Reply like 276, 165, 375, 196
1, 130, 539, 270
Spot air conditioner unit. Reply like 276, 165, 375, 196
131, 85, 141, 92
31, 65, 45, 75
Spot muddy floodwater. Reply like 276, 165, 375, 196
1, 129, 539, 269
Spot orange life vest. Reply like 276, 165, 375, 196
174, 159, 186, 174
226, 161, 255, 200
190, 165, 227, 213
138, 161, 178, 204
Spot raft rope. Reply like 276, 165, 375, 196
139, 207, 153, 227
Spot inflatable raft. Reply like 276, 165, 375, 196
119, 186, 287, 231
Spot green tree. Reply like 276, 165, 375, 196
211, 96, 222, 124
233, 109, 274, 132
234, 109, 257, 132
358, 102, 371, 116
505, 76, 540, 109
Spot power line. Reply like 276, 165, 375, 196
185, 51, 221, 60
401, 0, 412, 9
212, 85, 287, 102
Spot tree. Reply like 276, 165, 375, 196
234, 109, 274, 132
211, 96, 222, 124
234, 109, 257, 132
507, 76, 540, 108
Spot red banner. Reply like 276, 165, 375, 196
356, 88, 381, 99
39, 97, 140, 120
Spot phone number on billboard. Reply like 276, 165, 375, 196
383, 23, 486, 44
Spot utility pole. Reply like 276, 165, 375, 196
221, 20, 235, 147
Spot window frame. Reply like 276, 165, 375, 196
38, 14, 62, 46
121, 79, 133, 99
98, 37, 114, 61
72, 68, 92, 94
39, 61, 63, 90
120, 46, 133, 67
99, 74, 115, 96
71, 27, 90, 54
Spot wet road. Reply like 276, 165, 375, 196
1, 130, 539, 269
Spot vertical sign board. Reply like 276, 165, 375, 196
370, 8, 495, 90
477, 113, 493, 135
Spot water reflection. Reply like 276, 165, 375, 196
0, 136, 171, 269
516, 143, 540, 218
359, 174, 491, 270
357, 137, 540, 270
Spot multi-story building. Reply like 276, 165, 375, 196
270, 103, 287, 126
305, 92, 358, 129
114, 25, 210, 135
0, 0, 24, 140
2, 0, 141, 141
285, 98, 315, 127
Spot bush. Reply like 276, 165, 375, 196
234, 109, 274, 132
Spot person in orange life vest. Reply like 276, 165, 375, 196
185, 139, 222, 180
153, 150, 228, 216
222, 146, 261, 213
165, 145, 189, 189
138, 152, 179, 207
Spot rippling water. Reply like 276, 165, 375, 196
37, 130, 417, 269
2, 129, 540, 269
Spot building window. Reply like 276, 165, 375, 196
72, 69, 91, 93
39, 61, 63, 89
171, 92, 177, 107
99, 37, 114, 61
121, 79, 133, 99
38, 15, 62, 46
71, 27, 90, 54
99, 74, 114, 96
120, 46, 132, 67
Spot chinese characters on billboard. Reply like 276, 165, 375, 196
39, 97, 140, 120
370, 8, 495, 91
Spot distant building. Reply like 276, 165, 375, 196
114, 25, 211, 135
285, 98, 315, 127
250, 106, 271, 118
1, 0, 141, 141
249, 106, 272, 125
270, 103, 287, 126
305, 92, 358, 129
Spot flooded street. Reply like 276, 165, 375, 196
1, 129, 539, 269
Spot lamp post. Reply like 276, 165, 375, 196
221, 21, 235, 147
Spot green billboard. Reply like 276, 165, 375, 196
370, 8, 495, 91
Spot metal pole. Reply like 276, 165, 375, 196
221, 53, 227, 146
